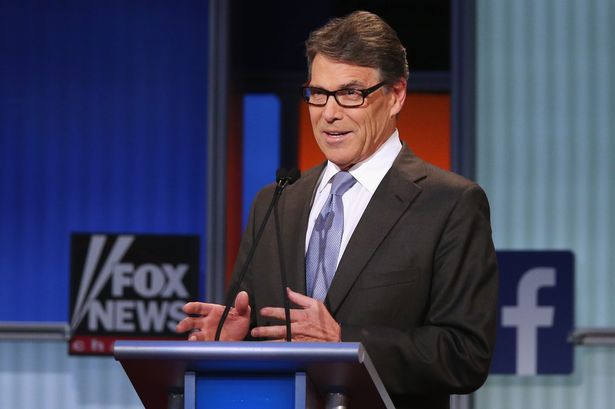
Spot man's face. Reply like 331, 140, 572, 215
308, 54, 406, 169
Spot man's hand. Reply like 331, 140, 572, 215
175, 291, 251, 341
251, 288, 341, 342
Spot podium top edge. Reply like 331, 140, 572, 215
114, 340, 365, 363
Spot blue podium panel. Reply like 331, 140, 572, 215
184, 370, 309, 409
196, 374, 295, 409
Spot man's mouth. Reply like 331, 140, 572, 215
324, 131, 350, 138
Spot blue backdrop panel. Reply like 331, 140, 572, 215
0, 1, 208, 321
242, 94, 281, 228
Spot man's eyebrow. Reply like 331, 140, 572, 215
338, 80, 364, 88
308, 80, 365, 90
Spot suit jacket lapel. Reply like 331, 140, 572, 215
325, 146, 426, 314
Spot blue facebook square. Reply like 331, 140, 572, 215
491, 251, 574, 375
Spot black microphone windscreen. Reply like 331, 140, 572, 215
276, 167, 301, 185
276, 167, 288, 183
286, 168, 301, 184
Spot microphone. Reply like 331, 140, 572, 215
276, 167, 300, 190
215, 167, 301, 341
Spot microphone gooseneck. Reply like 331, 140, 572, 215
274, 167, 300, 342
274, 201, 291, 341
214, 167, 300, 341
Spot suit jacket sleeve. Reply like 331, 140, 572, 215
339, 181, 498, 397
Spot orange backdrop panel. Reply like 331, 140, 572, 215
298, 93, 451, 171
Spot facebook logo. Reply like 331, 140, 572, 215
491, 251, 574, 375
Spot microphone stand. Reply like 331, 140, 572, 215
274, 202, 292, 341
214, 168, 299, 341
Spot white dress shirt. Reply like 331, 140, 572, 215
305, 130, 403, 268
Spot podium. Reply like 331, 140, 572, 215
114, 341, 395, 409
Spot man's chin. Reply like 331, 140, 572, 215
324, 152, 355, 170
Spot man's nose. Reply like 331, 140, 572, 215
322, 96, 343, 122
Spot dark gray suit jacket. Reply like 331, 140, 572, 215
230, 146, 498, 409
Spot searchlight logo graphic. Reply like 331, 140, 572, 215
69, 234, 199, 355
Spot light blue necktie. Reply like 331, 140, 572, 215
306, 171, 357, 301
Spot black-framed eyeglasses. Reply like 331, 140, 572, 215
301, 81, 387, 108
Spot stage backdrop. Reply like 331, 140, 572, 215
475, 0, 615, 408
0, 1, 208, 322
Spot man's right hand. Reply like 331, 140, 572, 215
175, 291, 251, 341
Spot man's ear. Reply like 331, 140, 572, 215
389, 78, 407, 117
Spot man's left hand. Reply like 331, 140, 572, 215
251, 288, 341, 342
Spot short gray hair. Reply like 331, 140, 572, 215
305, 10, 409, 84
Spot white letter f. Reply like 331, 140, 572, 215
502, 267, 556, 375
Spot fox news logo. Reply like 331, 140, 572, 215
491, 251, 574, 375
69, 234, 199, 355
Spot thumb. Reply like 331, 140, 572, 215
286, 287, 314, 308
234, 291, 250, 315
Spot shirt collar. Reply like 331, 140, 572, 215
316, 129, 403, 194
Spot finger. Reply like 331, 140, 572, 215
251, 325, 288, 339
188, 329, 211, 342
182, 302, 215, 315
259, 307, 286, 321
177, 315, 211, 333
176, 317, 197, 333
286, 287, 315, 308
259, 307, 308, 323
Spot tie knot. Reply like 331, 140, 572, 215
330, 171, 356, 196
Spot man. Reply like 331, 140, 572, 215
177, 11, 498, 408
